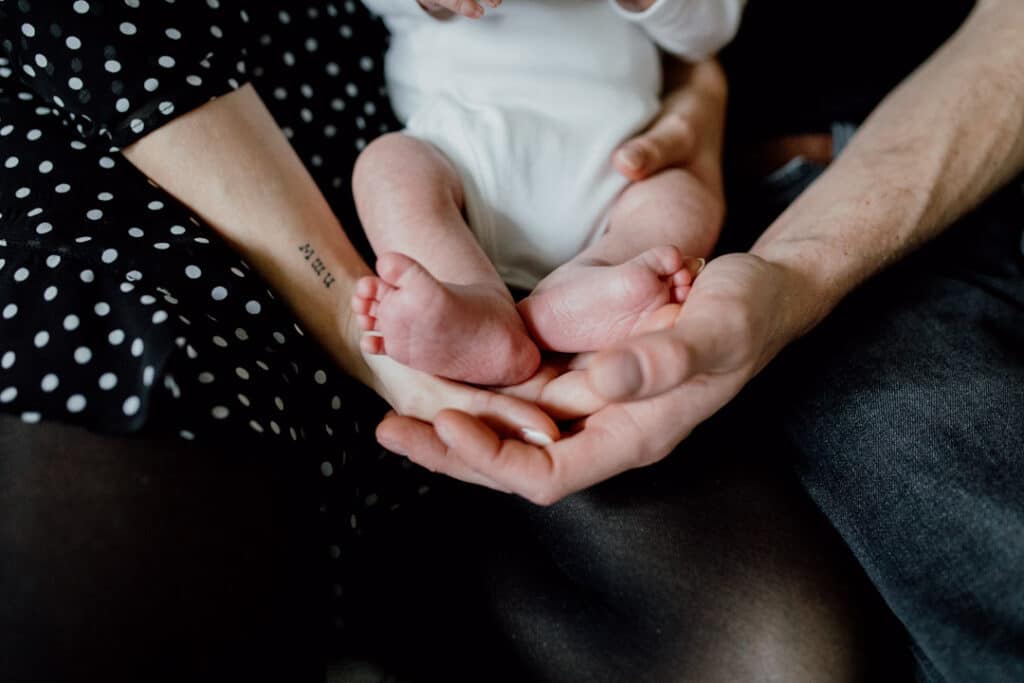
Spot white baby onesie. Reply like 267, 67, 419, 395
362, 0, 744, 289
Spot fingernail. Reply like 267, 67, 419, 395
619, 146, 645, 170
520, 428, 554, 446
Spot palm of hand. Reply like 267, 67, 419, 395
377, 254, 795, 504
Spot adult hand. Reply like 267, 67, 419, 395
489, 57, 731, 422
124, 85, 560, 451
371, 61, 734, 498
376, 254, 813, 504
613, 59, 727, 201
364, 351, 560, 462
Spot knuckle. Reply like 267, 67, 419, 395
641, 339, 692, 387
662, 111, 695, 142
527, 486, 561, 507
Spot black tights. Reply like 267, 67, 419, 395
0, 415, 324, 682
1, 415, 903, 682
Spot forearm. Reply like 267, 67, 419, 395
752, 0, 1024, 335
123, 84, 376, 387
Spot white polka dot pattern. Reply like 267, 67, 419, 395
0, 1, 435, 631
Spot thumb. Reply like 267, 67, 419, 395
586, 309, 726, 402
613, 112, 696, 181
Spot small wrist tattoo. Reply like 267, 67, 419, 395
298, 242, 336, 289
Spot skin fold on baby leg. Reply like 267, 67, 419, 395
351, 133, 540, 386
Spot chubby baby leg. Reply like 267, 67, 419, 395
351, 133, 539, 385
518, 168, 717, 352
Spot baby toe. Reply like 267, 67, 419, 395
360, 333, 385, 355
356, 313, 378, 331
639, 245, 684, 277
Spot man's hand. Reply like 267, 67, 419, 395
613, 58, 727, 201
371, 59, 732, 501
375, 254, 810, 504
418, 0, 500, 19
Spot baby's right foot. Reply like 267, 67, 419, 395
352, 252, 540, 386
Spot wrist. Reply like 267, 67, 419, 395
750, 236, 850, 342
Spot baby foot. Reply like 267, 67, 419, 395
352, 252, 540, 386
419, 0, 500, 19
517, 245, 693, 352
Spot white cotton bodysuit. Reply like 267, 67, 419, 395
361, 0, 744, 289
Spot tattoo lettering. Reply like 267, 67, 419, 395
298, 242, 336, 289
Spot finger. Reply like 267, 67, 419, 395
495, 358, 604, 420
435, 407, 648, 506
567, 351, 596, 371
435, 409, 568, 505
495, 362, 563, 404
613, 111, 696, 180
466, 389, 559, 445
366, 355, 558, 443
376, 412, 511, 492
535, 368, 607, 421
587, 311, 727, 402
634, 303, 681, 335
450, 0, 484, 18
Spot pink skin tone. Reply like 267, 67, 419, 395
350, 128, 713, 386
421, 0, 658, 20
350, 0, 689, 386
350, 0, 706, 386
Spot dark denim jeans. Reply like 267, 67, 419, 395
735, 129, 1024, 682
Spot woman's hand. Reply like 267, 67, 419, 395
125, 85, 560, 445
364, 351, 560, 455
367, 59, 736, 498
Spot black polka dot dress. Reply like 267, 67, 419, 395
0, 0, 429, 642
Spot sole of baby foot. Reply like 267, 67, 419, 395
352, 252, 540, 386
517, 245, 687, 352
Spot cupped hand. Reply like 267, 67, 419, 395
363, 353, 560, 480
375, 254, 811, 504
370, 60, 739, 501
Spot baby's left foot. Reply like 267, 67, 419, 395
517, 245, 694, 352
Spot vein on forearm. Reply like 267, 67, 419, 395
752, 0, 1024, 325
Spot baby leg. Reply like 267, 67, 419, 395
518, 169, 718, 352
351, 133, 539, 385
